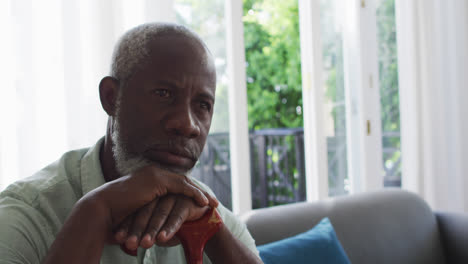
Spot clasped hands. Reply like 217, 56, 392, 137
114, 193, 213, 251
85, 165, 219, 252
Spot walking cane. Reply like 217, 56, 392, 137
121, 207, 223, 264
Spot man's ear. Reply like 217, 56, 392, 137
99, 76, 120, 116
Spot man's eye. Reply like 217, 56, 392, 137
200, 102, 212, 111
153, 89, 171, 98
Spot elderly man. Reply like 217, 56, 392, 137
0, 23, 262, 264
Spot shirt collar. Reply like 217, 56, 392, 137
80, 137, 106, 196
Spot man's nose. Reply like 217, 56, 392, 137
164, 106, 201, 138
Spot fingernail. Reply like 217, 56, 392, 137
126, 235, 138, 250
116, 230, 127, 239
159, 230, 167, 239
142, 234, 151, 243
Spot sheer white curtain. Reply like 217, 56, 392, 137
0, 0, 174, 190
395, 0, 468, 212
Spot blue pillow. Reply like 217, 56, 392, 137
257, 218, 351, 264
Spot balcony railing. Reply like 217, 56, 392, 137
191, 128, 401, 210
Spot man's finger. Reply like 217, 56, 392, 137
156, 198, 191, 243
124, 199, 158, 250
140, 195, 177, 248
155, 236, 181, 247
184, 178, 219, 208
113, 214, 133, 244
201, 190, 218, 208
169, 176, 210, 207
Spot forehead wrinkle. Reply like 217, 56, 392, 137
147, 37, 212, 72
149, 65, 215, 86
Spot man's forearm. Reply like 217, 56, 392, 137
42, 199, 109, 264
204, 224, 263, 264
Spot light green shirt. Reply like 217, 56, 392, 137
0, 138, 259, 264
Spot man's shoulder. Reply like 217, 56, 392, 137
0, 147, 94, 260
0, 147, 89, 210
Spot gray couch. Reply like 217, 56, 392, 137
240, 189, 468, 264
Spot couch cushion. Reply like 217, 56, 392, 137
258, 218, 351, 264
436, 211, 468, 263
241, 189, 446, 264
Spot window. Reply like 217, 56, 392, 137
313, 0, 401, 196
376, 0, 401, 187
243, 0, 305, 208
0, 0, 403, 211
320, 0, 349, 196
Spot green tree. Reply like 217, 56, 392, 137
243, 0, 303, 130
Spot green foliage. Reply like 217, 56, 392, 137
377, 0, 400, 134
243, 0, 303, 130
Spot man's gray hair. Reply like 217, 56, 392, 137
110, 22, 207, 87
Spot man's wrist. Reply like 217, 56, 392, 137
75, 194, 112, 230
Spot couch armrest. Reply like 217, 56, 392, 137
435, 211, 468, 264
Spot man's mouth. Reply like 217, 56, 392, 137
145, 148, 197, 170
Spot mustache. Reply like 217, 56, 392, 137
145, 139, 202, 161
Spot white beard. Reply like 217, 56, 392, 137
110, 95, 151, 176
111, 118, 152, 176
110, 96, 194, 177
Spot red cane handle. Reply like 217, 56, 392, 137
176, 208, 223, 264
120, 207, 223, 262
